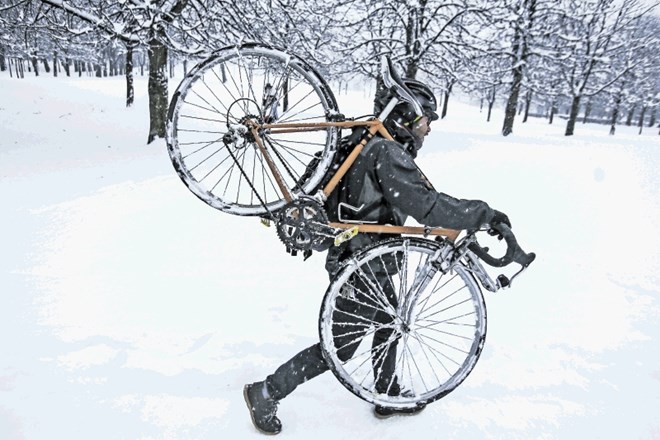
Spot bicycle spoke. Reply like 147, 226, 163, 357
278, 88, 322, 122
403, 335, 429, 394
418, 310, 478, 327
223, 60, 249, 115
417, 285, 464, 321
336, 285, 393, 316
189, 86, 228, 116
410, 329, 453, 376
406, 331, 442, 385
177, 128, 225, 135
353, 265, 399, 318
181, 97, 226, 117
209, 147, 248, 191
412, 324, 474, 341
364, 336, 396, 391
417, 295, 472, 323
268, 137, 316, 165
253, 146, 282, 203
332, 326, 378, 354
180, 114, 226, 124
189, 145, 226, 173
332, 308, 391, 328
414, 328, 469, 356
236, 50, 259, 112
264, 137, 304, 184
200, 74, 236, 119
345, 330, 399, 376
413, 331, 463, 367
181, 137, 224, 160
269, 137, 326, 148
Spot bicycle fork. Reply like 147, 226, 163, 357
398, 244, 452, 330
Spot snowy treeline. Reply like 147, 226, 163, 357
0, 0, 658, 139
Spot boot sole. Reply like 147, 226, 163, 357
243, 385, 282, 435
374, 406, 426, 419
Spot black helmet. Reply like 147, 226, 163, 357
374, 77, 438, 156
374, 78, 439, 124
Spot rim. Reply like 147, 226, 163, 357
320, 238, 486, 408
167, 45, 339, 216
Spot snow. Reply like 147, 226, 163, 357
1, 71, 659, 440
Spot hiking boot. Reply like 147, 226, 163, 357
374, 404, 426, 419
243, 382, 282, 435
374, 375, 426, 419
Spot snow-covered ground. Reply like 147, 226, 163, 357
1, 71, 659, 440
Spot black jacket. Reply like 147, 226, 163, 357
325, 136, 495, 276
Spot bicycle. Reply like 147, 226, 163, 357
165, 42, 536, 411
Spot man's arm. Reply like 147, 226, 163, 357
377, 144, 496, 230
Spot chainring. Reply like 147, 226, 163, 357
276, 197, 333, 252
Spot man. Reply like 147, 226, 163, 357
244, 78, 510, 435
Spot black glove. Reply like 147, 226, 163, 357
491, 210, 511, 228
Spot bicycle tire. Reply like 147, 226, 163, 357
319, 238, 486, 409
167, 43, 340, 216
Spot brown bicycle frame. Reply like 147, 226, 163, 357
249, 118, 460, 243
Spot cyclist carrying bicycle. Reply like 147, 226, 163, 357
244, 77, 511, 435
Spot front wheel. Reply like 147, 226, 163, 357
166, 43, 340, 216
319, 238, 486, 409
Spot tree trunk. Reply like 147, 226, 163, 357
441, 81, 454, 119
487, 88, 496, 122
42, 58, 51, 73
502, 0, 536, 136
126, 45, 135, 107
502, 65, 523, 136
625, 104, 636, 126
609, 93, 621, 135
147, 37, 169, 143
549, 98, 557, 125
183, 59, 188, 76
522, 90, 532, 123
649, 107, 657, 128
31, 55, 39, 76
582, 98, 592, 124
564, 95, 581, 136
63, 58, 71, 76
638, 105, 646, 134
53, 51, 59, 77
0, 46, 6, 71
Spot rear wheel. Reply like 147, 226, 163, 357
166, 43, 340, 216
319, 238, 486, 409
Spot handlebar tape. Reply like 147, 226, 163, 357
468, 223, 536, 268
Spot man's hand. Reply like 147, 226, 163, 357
491, 210, 511, 228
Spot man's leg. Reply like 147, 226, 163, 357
264, 343, 329, 400
245, 343, 328, 435
371, 277, 400, 395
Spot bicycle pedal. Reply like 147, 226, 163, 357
260, 218, 271, 227
334, 226, 359, 246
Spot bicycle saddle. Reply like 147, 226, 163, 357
380, 56, 424, 117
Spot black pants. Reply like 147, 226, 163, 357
265, 272, 399, 401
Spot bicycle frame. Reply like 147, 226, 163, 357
248, 117, 462, 243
